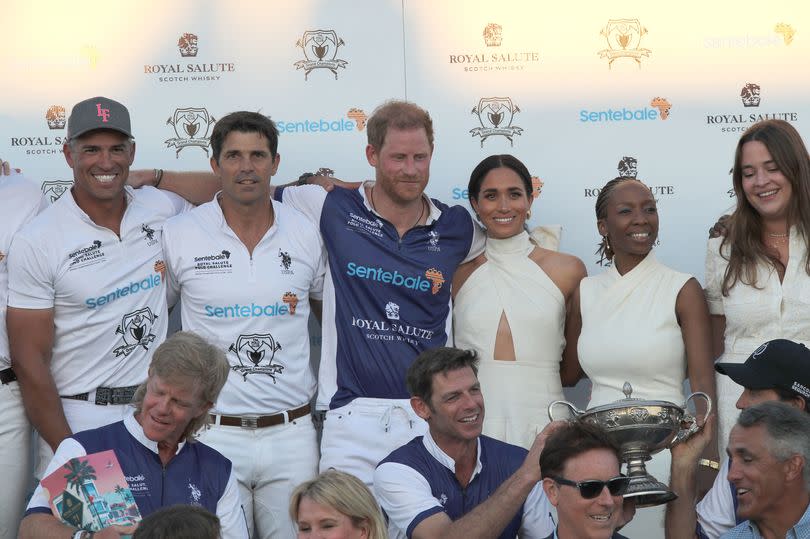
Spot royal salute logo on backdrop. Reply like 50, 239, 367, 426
41, 180, 73, 203
583, 157, 675, 199
113, 308, 158, 357
706, 84, 799, 134
143, 32, 236, 83
774, 23, 796, 45
598, 19, 651, 68
347, 108, 367, 130
229, 333, 284, 381
165, 108, 216, 157
470, 97, 523, 147
8, 105, 68, 157
294, 29, 348, 80
448, 23, 540, 73
178, 33, 198, 57
46, 105, 66, 130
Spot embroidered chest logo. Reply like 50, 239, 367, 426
188, 482, 202, 505
41, 180, 73, 203
229, 333, 284, 381
141, 223, 158, 247
193, 250, 232, 274
68, 240, 105, 269
279, 249, 294, 274
113, 308, 159, 357
385, 301, 400, 320
282, 292, 299, 314
438, 493, 448, 506
427, 231, 441, 252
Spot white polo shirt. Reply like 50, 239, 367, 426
7, 186, 191, 395
0, 172, 47, 368
162, 196, 325, 415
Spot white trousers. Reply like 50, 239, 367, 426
0, 382, 32, 539
319, 397, 427, 488
35, 399, 130, 478
198, 414, 319, 539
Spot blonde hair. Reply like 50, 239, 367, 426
132, 331, 229, 443
290, 470, 388, 539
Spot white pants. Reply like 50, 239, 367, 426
0, 382, 32, 539
35, 399, 130, 478
198, 414, 319, 539
319, 398, 427, 488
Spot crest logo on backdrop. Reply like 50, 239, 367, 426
470, 97, 523, 147
294, 29, 349, 80
165, 108, 216, 157
598, 19, 651, 68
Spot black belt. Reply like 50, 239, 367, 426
62, 385, 140, 406
0, 368, 17, 385
210, 403, 311, 429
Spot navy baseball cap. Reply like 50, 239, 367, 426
715, 339, 810, 400
67, 96, 133, 140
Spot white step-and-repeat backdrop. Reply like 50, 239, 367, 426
4, 0, 808, 403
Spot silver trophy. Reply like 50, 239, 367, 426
548, 382, 711, 507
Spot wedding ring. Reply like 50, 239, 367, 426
698, 458, 720, 470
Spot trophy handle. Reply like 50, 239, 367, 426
547, 400, 583, 421
671, 391, 713, 447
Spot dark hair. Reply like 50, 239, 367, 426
594, 176, 653, 265
737, 401, 810, 488
210, 111, 279, 164
467, 154, 533, 207
539, 422, 621, 479
406, 347, 479, 404
132, 505, 220, 539
721, 120, 810, 295
774, 387, 810, 413
367, 100, 434, 150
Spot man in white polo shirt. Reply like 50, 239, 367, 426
162, 111, 325, 539
0, 165, 47, 539
6, 97, 192, 478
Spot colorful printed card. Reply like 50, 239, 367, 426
40, 449, 142, 531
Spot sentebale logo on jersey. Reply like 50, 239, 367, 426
346, 262, 434, 293
85, 274, 161, 309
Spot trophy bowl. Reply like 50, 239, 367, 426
549, 382, 711, 507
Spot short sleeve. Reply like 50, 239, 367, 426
25, 438, 87, 514
374, 461, 445, 538
519, 481, 555, 539
705, 238, 726, 316
309, 237, 326, 301
7, 233, 56, 309
277, 185, 328, 227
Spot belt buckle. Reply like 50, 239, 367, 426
95, 387, 111, 406
241, 417, 258, 429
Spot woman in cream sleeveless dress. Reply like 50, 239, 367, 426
452, 154, 585, 450
573, 177, 717, 539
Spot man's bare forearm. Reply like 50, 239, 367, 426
18, 513, 75, 539
158, 170, 220, 205
665, 460, 700, 539
16, 357, 71, 451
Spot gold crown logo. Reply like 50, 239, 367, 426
46, 105, 66, 130
178, 33, 198, 57
483, 23, 502, 47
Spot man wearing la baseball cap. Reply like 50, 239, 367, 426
5, 96, 194, 486
665, 338, 810, 539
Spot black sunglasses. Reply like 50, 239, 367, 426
550, 475, 630, 499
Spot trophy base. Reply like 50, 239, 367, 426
623, 475, 677, 508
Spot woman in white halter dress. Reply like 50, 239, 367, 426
572, 177, 717, 539
452, 154, 586, 450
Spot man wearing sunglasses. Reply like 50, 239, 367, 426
374, 347, 556, 539
540, 422, 630, 539
666, 338, 810, 539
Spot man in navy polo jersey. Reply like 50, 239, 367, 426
665, 338, 810, 539
19, 332, 249, 539
374, 347, 555, 539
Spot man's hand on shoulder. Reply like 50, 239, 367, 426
0, 158, 22, 175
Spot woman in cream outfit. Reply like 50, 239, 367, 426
706, 119, 810, 452
573, 177, 717, 539
452, 154, 586, 450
